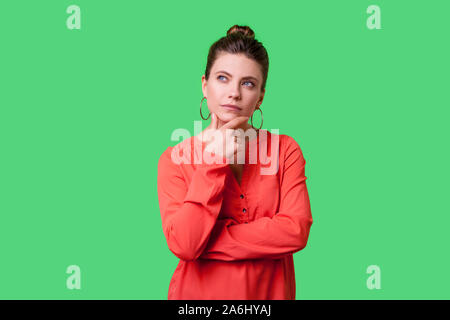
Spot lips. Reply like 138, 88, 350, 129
221, 104, 242, 111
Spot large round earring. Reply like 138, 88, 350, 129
251, 107, 263, 130
200, 97, 211, 120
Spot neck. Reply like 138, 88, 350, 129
207, 119, 253, 131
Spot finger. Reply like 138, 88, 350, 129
211, 112, 218, 130
203, 113, 216, 141
221, 116, 250, 130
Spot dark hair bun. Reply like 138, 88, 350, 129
226, 25, 255, 39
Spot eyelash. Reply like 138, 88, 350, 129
217, 75, 255, 87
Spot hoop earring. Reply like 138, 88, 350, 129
251, 107, 263, 130
200, 97, 211, 120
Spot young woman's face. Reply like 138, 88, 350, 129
202, 52, 265, 129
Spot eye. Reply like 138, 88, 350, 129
217, 75, 255, 88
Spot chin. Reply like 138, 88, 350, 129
219, 112, 241, 120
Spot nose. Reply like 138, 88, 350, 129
228, 82, 241, 100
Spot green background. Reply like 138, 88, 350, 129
1, 0, 449, 299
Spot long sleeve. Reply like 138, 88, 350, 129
198, 136, 313, 261
157, 145, 230, 261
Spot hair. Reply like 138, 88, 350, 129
204, 25, 269, 93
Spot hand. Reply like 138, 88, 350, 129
201, 113, 249, 162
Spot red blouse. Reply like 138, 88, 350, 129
157, 130, 313, 300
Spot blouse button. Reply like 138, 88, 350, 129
240, 194, 244, 199
243, 208, 247, 213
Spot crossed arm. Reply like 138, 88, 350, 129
198, 137, 313, 261
157, 136, 313, 262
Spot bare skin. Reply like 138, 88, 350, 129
196, 112, 249, 185
229, 161, 244, 186
199, 52, 266, 184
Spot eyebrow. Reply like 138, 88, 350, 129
215, 70, 259, 82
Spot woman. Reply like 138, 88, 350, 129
157, 25, 313, 300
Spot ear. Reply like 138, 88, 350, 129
201, 75, 207, 98
257, 88, 266, 106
